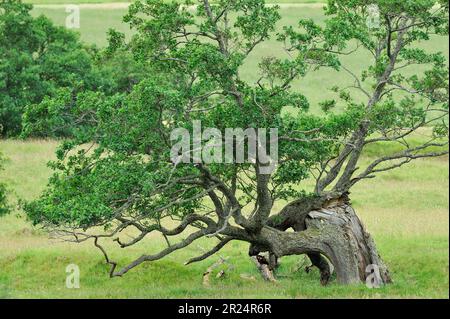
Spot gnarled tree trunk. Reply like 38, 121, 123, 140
249, 194, 391, 285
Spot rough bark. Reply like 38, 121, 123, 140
249, 195, 391, 285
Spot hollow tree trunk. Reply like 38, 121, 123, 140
251, 196, 391, 285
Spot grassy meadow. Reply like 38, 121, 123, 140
0, 1, 449, 298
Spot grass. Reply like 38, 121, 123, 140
0, 136, 448, 298
0, 3, 448, 299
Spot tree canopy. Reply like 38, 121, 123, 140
0, 0, 146, 137
23, 0, 448, 284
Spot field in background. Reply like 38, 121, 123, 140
0, 2, 449, 298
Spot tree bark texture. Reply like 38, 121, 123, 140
249, 195, 392, 285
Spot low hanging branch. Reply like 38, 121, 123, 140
185, 237, 234, 265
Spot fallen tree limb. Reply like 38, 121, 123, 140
202, 257, 227, 286
252, 255, 277, 282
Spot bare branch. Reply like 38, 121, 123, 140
351, 141, 449, 186
184, 236, 234, 265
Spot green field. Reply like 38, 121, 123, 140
0, 2, 449, 298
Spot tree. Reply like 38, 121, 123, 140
24, 0, 448, 285
0, 0, 118, 137
21, 47, 150, 138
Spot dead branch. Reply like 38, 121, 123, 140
202, 257, 227, 286
252, 255, 277, 282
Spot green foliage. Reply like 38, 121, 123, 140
22, 47, 150, 138
0, 0, 95, 136
0, 0, 146, 137
286, 0, 449, 127
24, 0, 352, 229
